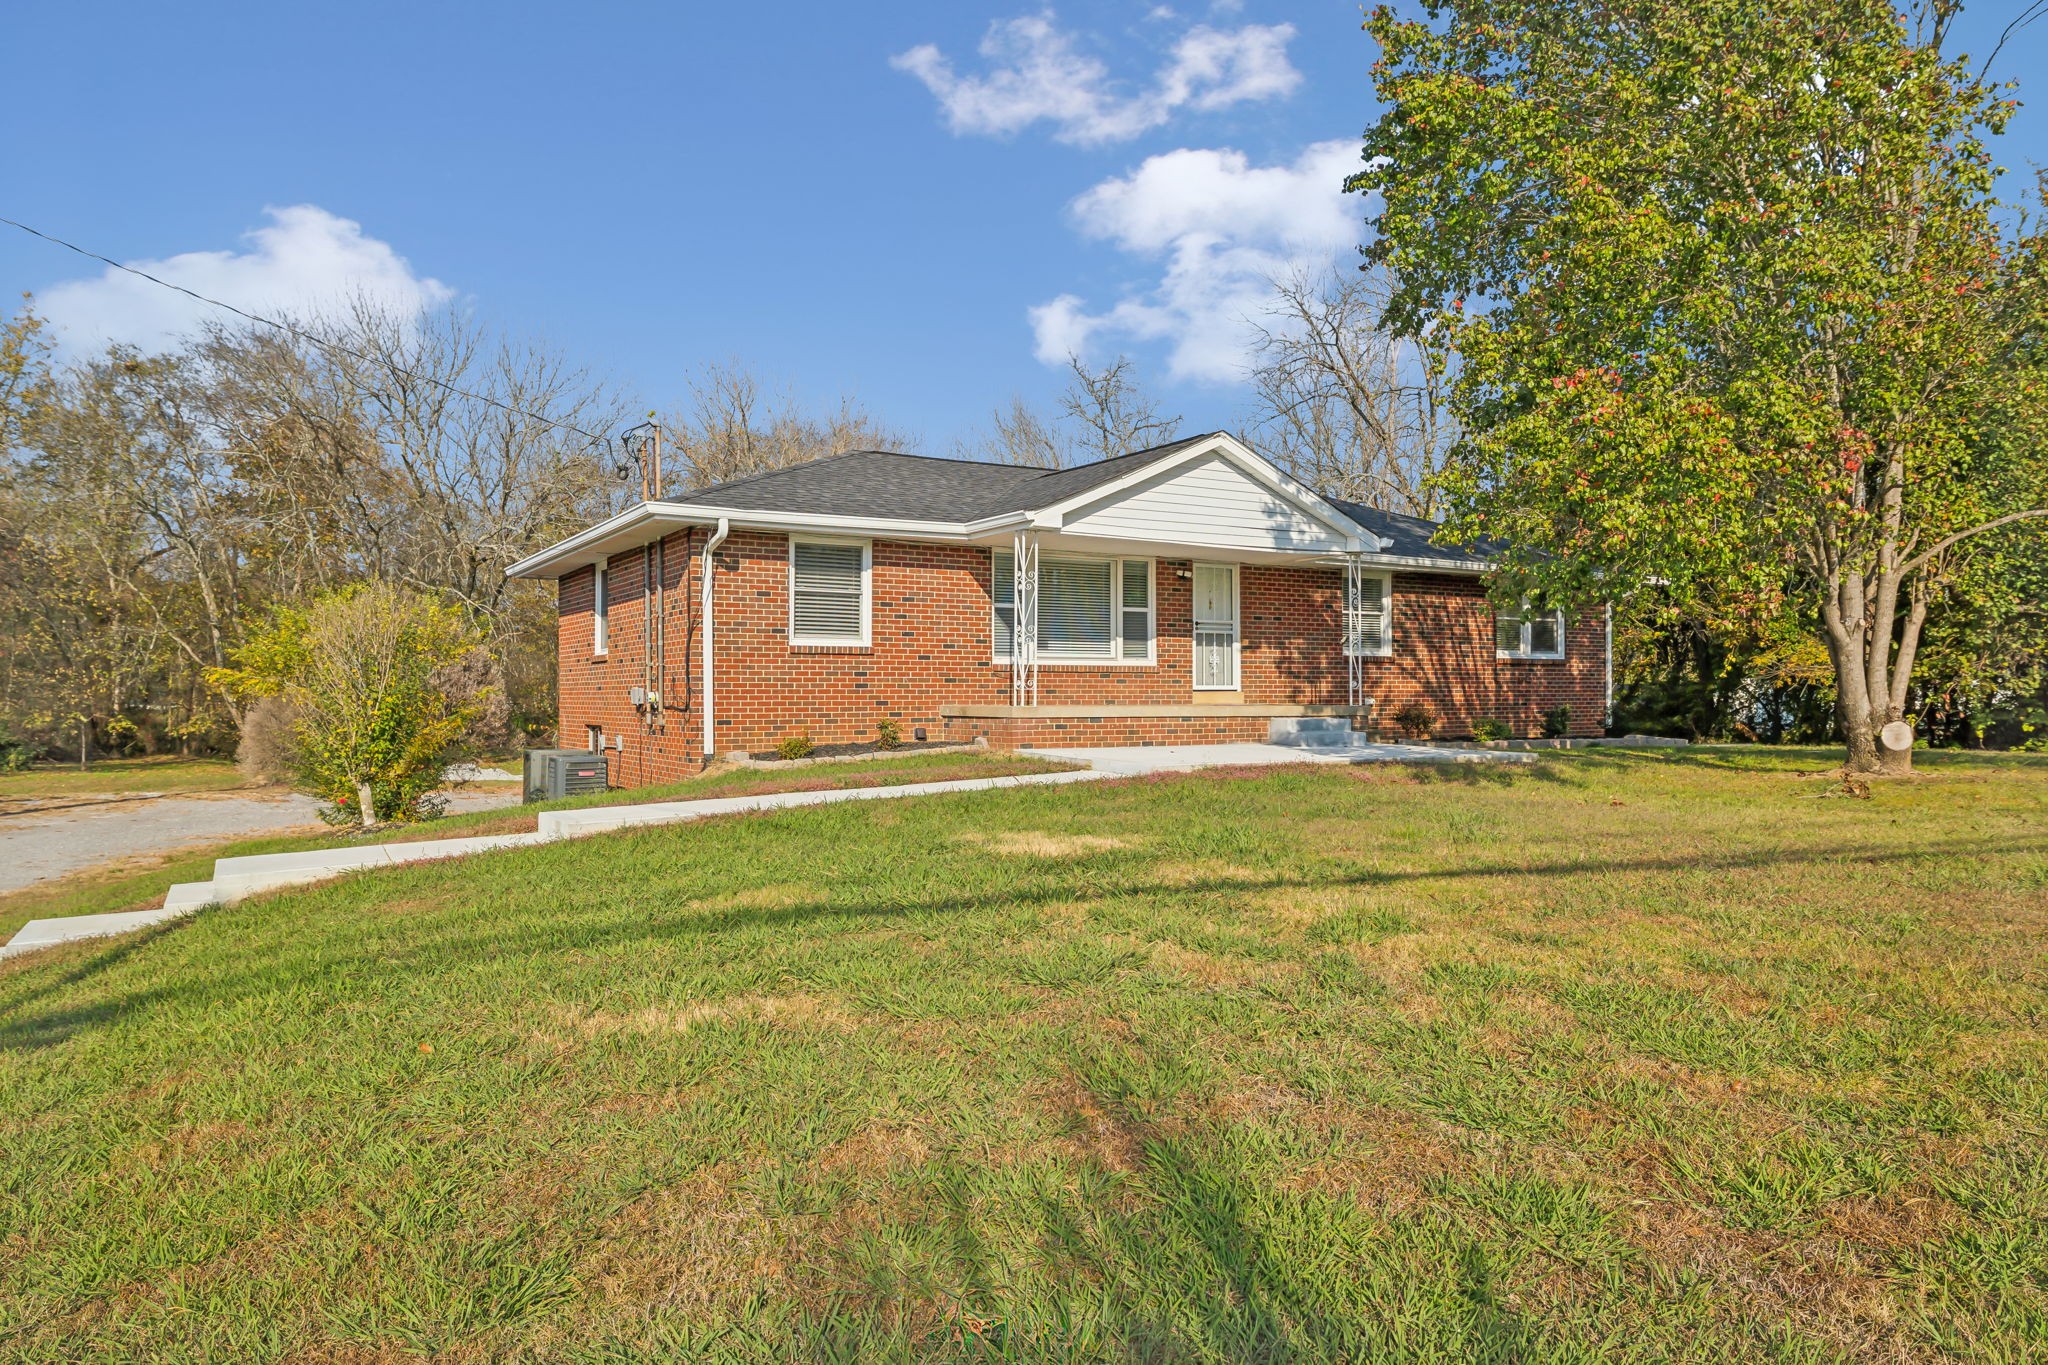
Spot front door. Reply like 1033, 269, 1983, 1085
1192, 563, 1238, 690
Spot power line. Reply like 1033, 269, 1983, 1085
1, 213, 612, 448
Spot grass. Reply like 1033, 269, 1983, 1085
0, 755, 245, 799
1, 747, 2045, 1361
0, 752, 1075, 943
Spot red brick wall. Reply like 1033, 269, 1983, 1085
553, 533, 1608, 785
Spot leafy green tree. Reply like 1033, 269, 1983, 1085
211, 583, 490, 827
1354, 0, 2048, 772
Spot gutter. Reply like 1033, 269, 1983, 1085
700, 517, 730, 764
506, 503, 1034, 579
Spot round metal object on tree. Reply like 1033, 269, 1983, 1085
1880, 721, 1915, 751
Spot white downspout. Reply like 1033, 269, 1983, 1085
1604, 602, 1614, 732
700, 517, 730, 763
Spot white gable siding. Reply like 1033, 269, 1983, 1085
1059, 455, 1349, 553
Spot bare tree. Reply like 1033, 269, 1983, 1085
665, 360, 912, 490
955, 355, 1180, 469
961, 395, 1071, 469
1245, 265, 1454, 517
1058, 355, 1180, 464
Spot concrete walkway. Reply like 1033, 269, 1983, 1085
0, 768, 1110, 960
0, 743, 1532, 960
1029, 741, 1537, 776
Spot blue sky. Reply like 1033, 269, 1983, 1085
4, 2, 2044, 454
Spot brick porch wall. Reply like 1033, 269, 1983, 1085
554, 533, 1608, 786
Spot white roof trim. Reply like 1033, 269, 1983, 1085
505, 437, 1396, 579
505, 503, 1037, 579
1030, 433, 1383, 554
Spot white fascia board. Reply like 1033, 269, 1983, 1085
505, 505, 669, 579
506, 502, 1035, 579
1032, 433, 1383, 554
1306, 551, 1495, 575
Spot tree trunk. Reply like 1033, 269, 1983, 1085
356, 780, 379, 829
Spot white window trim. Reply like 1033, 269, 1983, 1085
1497, 595, 1566, 660
592, 557, 609, 655
1345, 568, 1395, 660
992, 551, 1155, 667
788, 536, 872, 647
1191, 561, 1241, 691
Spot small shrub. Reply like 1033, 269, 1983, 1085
777, 733, 816, 761
0, 729, 34, 772
1542, 704, 1573, 738
207, 582, 490, 828
1472, 716, 1512, 742
1392, 701, 1438, 739
875, 719, 902, 750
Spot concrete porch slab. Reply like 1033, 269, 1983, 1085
1028, 742, 1538, 775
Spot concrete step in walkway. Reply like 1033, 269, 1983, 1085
1268, 716, 1364, 748
1, 768, 1111, 960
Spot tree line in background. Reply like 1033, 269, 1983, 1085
5, 15, 2046, 783
0, 263, 1464, 775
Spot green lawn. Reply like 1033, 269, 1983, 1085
0, 755, 245, 799
0, 751, 1076, 943
2, 749, 2044, 1361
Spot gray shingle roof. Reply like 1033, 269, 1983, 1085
663, 439, 1495, 569
1329, 499, 1495, 568
668, 434, 1216, 522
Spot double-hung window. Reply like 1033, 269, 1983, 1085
789, 538, 870, 646
1496, 595, 1565, 659
1344, 571, 1392, 658
592, 560, 609, 654
993, 551, 1152, 662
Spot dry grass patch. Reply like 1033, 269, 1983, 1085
683, 881, 816, 913
1284, 1106, 1474, 1211
957, 830, 1129, 857
557, 992, 860, 1037
1144, 938, 1294, 989
582, 1162, 789, 1315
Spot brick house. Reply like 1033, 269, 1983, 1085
507, 432, 1610, 787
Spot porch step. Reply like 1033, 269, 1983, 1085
1268, 716, 1363, 747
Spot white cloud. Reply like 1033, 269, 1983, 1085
1031, 139, 1361, 383
37, 205, 453, 355
891, 11, 1299, 145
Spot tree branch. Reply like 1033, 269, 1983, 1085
1896, 508, 2048, 578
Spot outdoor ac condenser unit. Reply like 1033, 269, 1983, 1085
522, 749, 609, 802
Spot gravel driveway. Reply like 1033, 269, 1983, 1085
0, 787, 522, 893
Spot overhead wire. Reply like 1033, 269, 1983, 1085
1, 213, 614, 453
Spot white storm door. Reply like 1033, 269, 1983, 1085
1191, 563, 1238, 690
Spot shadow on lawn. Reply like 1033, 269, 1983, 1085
2, 830, 2039, 1056
794, 1047, 1544, 1361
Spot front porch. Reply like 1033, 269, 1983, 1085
939, 702, 1374, 750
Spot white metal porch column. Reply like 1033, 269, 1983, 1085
1010, 530, 1039, 706
1345, 554, 1367, 709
